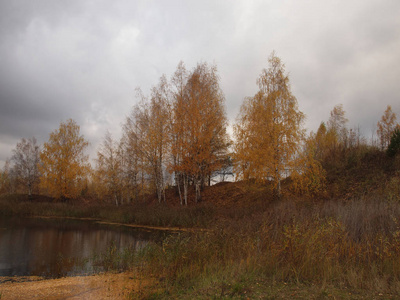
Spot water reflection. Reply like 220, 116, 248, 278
0, 217, 163, 278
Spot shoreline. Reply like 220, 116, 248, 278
31, 215, 205, 232
0, 271, 151, 299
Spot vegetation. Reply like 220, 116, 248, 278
39, 119, 90, 200
234, 52, 305, 198
135, 197, 400, 298
1, 52, 400, 298
377, 105, 397, 150
11, 137, 40, 197
170, 62, 230, 204
387, 128, 400, 158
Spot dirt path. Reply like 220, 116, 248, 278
0, 272, 151, 299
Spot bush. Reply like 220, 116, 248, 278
387, 128, 400, 157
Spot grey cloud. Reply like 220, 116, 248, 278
1, 0, 400, 167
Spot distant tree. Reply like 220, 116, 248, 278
314, 122, 328, 161
216, 155, 234, 183
387, 127, 400, 158
39, 119, 90, 200
377, 105, 397, 150
121, 109, 146, 202
291, 133, 326, 197
123, 77, 171, 203
94, 132, 123, 206
327, 104, 348, 151
11, 137, 40, 197
234, 52, 305, 198
0, 159, 12, 194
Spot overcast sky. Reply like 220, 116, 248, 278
1, 0, 400, 167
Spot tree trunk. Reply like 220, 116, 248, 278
195, 178, 201, 203
183, 174, 188, 206
114, 193, 119, 206
176, 172, 183, 205
274, 167, 281, 199
28, 182, 32, 199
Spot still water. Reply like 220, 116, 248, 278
0, 217, 164, 278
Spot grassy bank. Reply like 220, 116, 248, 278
0, 193, 215, 229
128, 196, 400, 298
3, 182, 400, 298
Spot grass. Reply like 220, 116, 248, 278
125, 196, 400, 298
0, 193, 215, 229
4, 188, 400, 298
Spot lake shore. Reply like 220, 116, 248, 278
0, 272, 151, 299
33, 215, 204, 232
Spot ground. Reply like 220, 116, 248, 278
0, 272, 150, 300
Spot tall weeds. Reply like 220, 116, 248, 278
137, 197, 400, 296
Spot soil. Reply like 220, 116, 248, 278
0, 272, 151, 300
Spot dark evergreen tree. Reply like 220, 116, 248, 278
387, 128, 400, 157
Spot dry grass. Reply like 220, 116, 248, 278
133, 196, 400, 298
3, 146, 400, 298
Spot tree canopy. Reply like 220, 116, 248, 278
377, 105, 397, 150
39, 119, 90, 200
11, 137, 40, 196
234, 52, 305, 198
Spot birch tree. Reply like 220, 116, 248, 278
39, 119, 90, 200
171, 62, 230, 203
234, 52, 305, 198
123, 77, 170, 203
11, 137, 41, 197
170, 61, 188, 205
377, 105, 397, 150
121, 111, 145, 202
94, 132, 123, 206
327, 104, 348, 151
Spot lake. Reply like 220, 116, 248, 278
0, 217, 164, 279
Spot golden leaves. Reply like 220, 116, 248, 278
39, 119, 89, 200
233, 52, 305, 197
377, 105, 398, 150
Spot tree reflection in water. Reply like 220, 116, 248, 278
0, 217, 164, 278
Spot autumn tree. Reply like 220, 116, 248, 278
0, 160, 13, 194
387, 127, 400, 158
377, 105, 397, 150
147, 75, 171, 202
122, 77, 171, 203
94, 132, 123, 206
11, 137, 41, 197
40, 119, 90, 200
290, 133, 326, 197
171, 62, 230, 204
313, 122, 329, 161
170, 61, 189, 204
121, 111, 145, 202
327, 104, 348, 151
234, 52, 305, 198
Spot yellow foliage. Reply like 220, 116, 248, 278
39, 119, 90, 200
290, 134, 327, 197
94, 131, 123, 205
377, 105, 397, 150
233, 52, 305, 197
170, 62, 230, 203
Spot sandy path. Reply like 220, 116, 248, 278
0, 272, 150, 300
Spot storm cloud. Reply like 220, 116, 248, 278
1, 0, 400, 166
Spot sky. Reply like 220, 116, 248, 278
1, 0, 400, 167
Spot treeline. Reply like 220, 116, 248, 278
1, 61, 230, 205
1, 53, 400, 204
